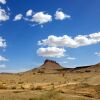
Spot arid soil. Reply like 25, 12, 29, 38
0, 60, 100, 100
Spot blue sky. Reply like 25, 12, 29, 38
0, 0, 100, 72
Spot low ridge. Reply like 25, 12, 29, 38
21, 60, 100, 74
74, 63, 100, 72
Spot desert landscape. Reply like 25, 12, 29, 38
0, 0, 100, 100
0, 59, 100, 100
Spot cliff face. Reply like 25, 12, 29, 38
40, 59, 63, 70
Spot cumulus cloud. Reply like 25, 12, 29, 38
24, 9, 71, 26
0, 8, 9, 22
13, 14, 23, 21
0, 55, 8, 61
0, 0, 6, 4
55, 9, 71, 20
95, 52, 100, 57
38, 32, 100, 48
0, 37, 6, 48
89, 32, 100, 40
26, 9, 33, 17
38, 35, 77, 48
30, 12, 52, 24
37, 47, 66, 58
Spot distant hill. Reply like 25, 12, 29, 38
26, 60, 100, 74
39, 59, 63, 70
24, 59, 63, 74
74, 63, 100, 72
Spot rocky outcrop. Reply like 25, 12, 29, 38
40, 59, 63, 70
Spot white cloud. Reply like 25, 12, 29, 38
26, 9, 33, 17
24, 9, 71, 26
60, 61, 68, 64
0, 0, 6, 4
89, 32, 100, 40
31, 12, 52, 24
95, 52, 100, 57
0, 55, 8, 61
0, 37, 6, 48
0, 64, 6, 68
38, 35, 77, 48
66, 57, 76, 60
55, 9, 71, 20
13, 14, 23, 21
38, 32, 100, 48
37, 47, 66, 58
0, 8, 9, 22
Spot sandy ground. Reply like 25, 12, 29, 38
0, 71, 100, 100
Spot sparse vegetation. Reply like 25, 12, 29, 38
0, 84, 7, 89
95, 85, 100, 98
35, 86, 42, 90
0, 61, 100, 100
30, 91, 65, 100
85, 70, 91, 72
11, 86, 16, 89
37, 70, 45, 74
79, 83, 90, 88
18, 81, 24, 84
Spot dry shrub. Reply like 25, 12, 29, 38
35, 86, 42, 90
57, 89, 65, 93
33, 72, 36, 75
82, 93, 94, 98
11, 86, 16, 89
13, 90, 24, 93
78, 83, 90, 88
21, 85, 25, 90
18, 81, 24, 84
30, 85, 35, 90
29, 98, 34, 100
37, 70, 45, 74
0, 84, 7, 89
